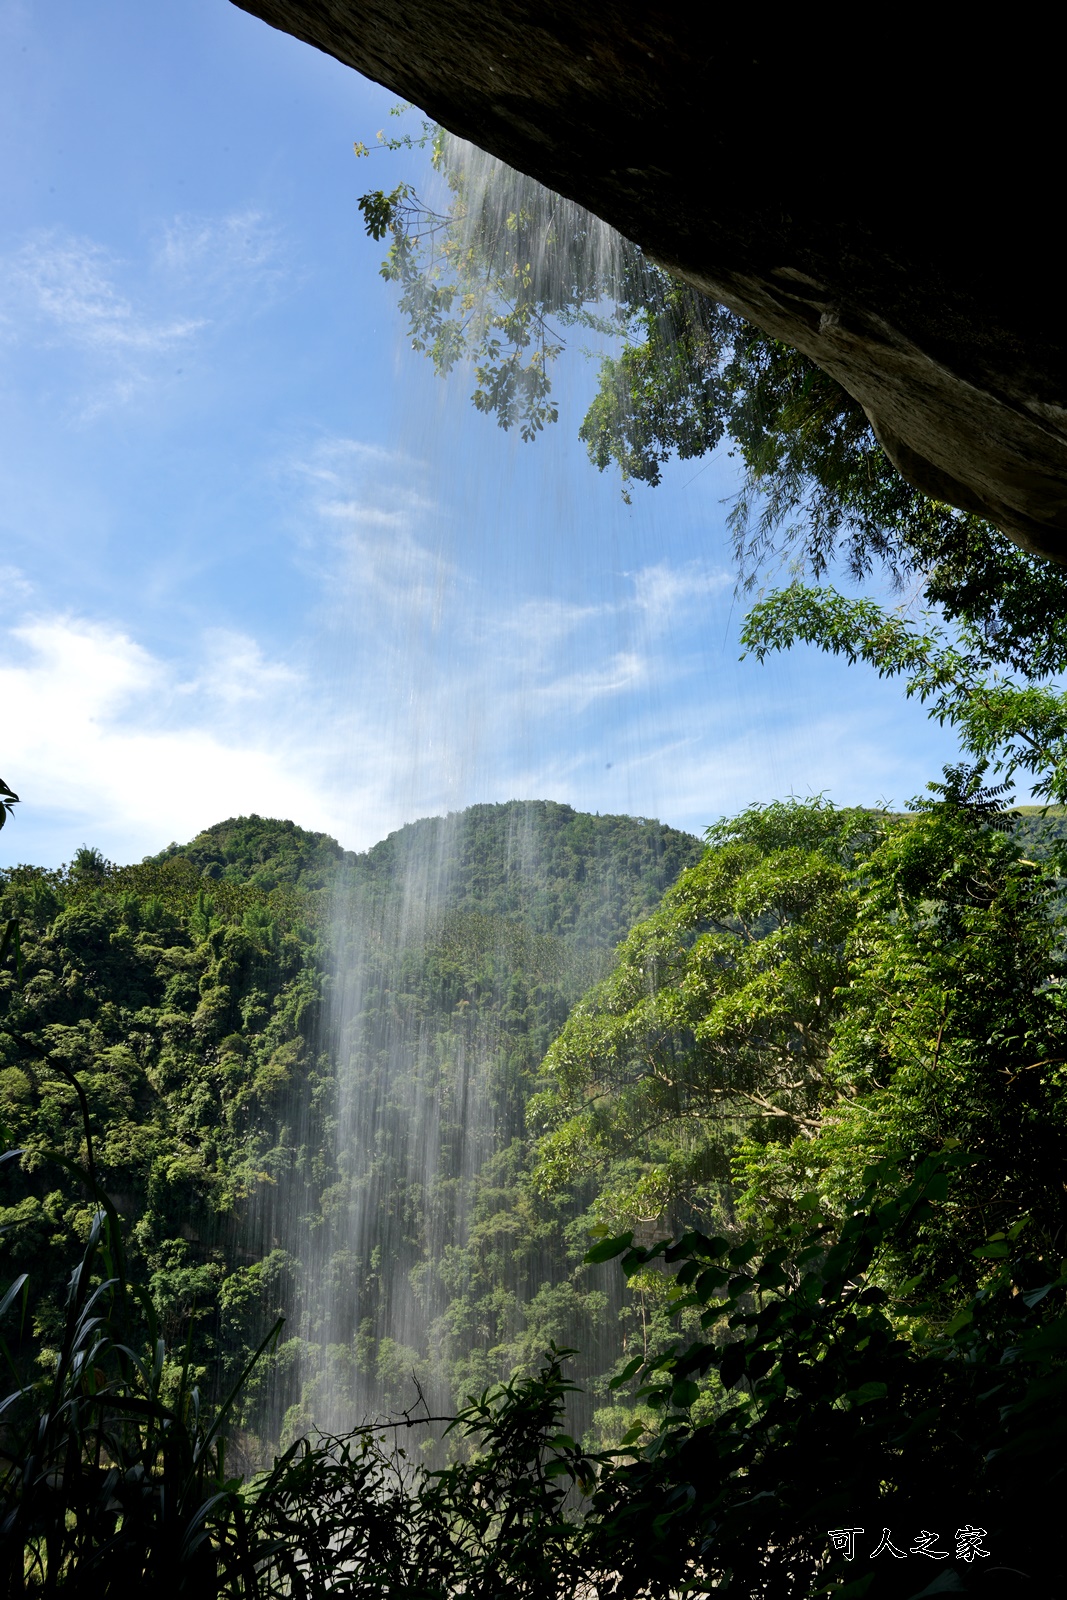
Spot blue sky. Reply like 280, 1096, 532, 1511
0, 0, 962, 867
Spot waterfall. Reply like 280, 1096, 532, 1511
258, 801, 699, 1443
308, 806, 499, 1432
263, 140, 708, 1446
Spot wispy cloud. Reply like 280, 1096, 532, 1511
286, 436, 732, 726
494, 596, 608, 650
631, 560, 732, 629
294, 436, 418, 489
535, 650, 647, 712
0, 566, 35, 608
287, 436, 454, 629
0, 212, 288, 418
155, 209, 288, 304
4, 233, 203, 356
182, 629, 303, 706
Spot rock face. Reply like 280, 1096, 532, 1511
233, 2, 1067, 563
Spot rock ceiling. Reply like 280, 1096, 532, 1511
233, 2, 1067, 563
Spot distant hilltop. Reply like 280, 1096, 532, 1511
145, 800, 705, 949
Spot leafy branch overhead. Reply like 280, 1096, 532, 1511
0, 778, 18, 832
357, 128, 615, 443
359, 122, 1067, 671
741, 585, 1067, 805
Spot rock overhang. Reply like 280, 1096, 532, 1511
231, 1, 1067, 563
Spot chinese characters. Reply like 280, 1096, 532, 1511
828, 1527, 990, 1564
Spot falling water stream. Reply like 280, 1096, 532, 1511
254, 133, 884, 1446
248, 143, 675, 1443
262, 800, 700, 1443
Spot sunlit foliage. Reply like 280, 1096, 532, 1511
360, 124, 1067, 671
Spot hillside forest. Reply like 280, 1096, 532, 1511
0, 805, 704, 1451
4, 786, 1067, 1594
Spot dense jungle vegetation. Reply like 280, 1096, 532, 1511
0, 804, 702, 1457
4, 790, 1067, 1594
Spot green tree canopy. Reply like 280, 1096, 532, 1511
360, 124, 1067, 672
532, 800, 880, 1232
531, 788, 1067, 1297
741, 585, 1067, 804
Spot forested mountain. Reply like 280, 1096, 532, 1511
1012, 804, 1067, 856
5, 793, 1067, 1591
150, 816, 348, 892
0, 802, 702, 1453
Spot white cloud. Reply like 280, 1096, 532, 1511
184, 629, 303, 706
155, 209, 288, 304
630, 560, 732, 629
0, 588, 964, 870
5, 232, 203, 356
285, 438, 456, 630
535, 650, 647, 712
494, 596, 607, 650
293, 436, 417, 490
0, 615, 331, 862
0, 566, 34, 608
0, 428, 964, 868
0, 212, 288, 418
